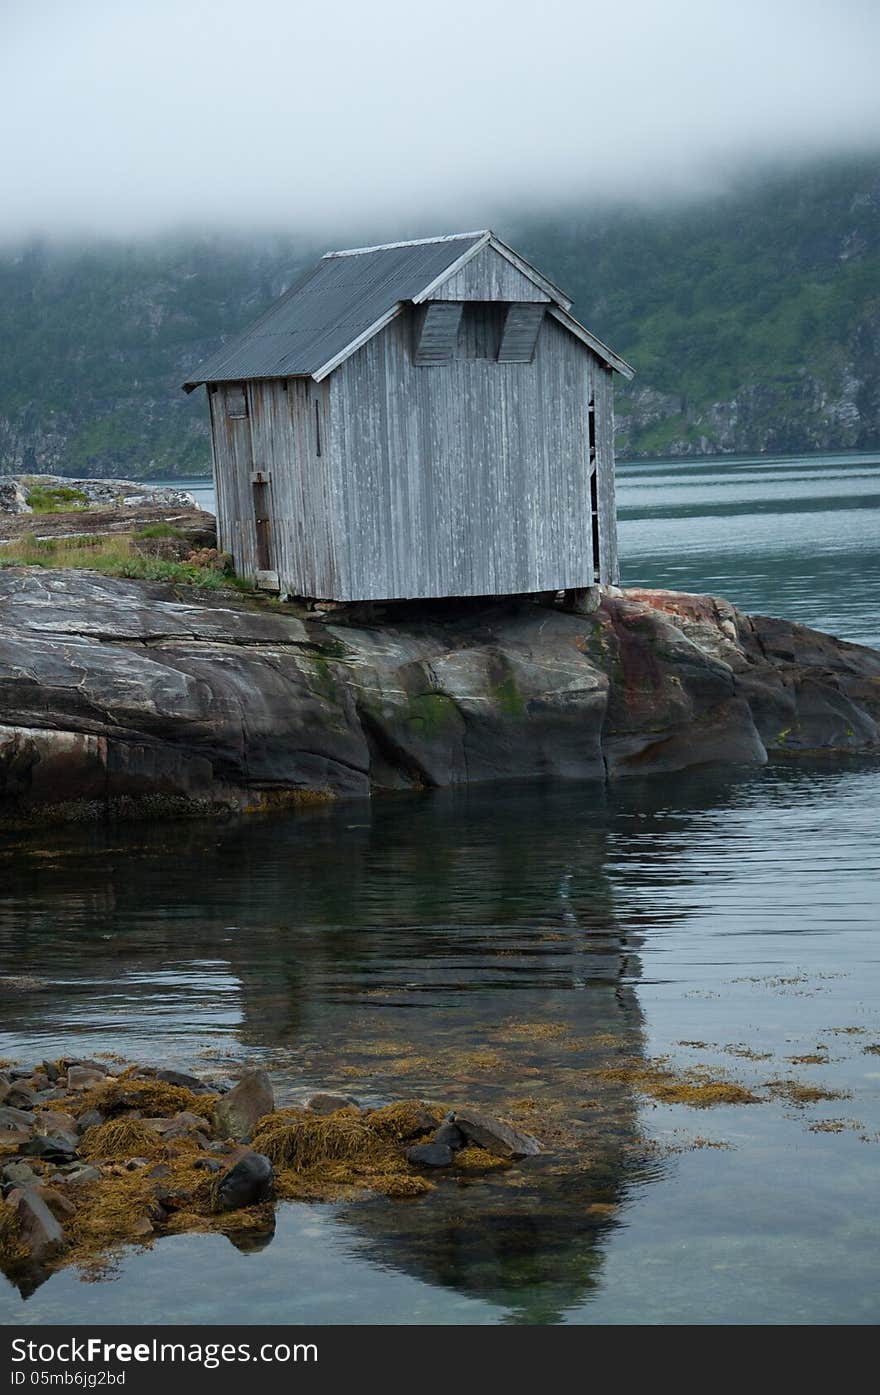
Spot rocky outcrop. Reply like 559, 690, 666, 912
213, 1070, 274, 1142
0, 480, 32, 514
0, 569, 878, 825
0, 476, 202, 512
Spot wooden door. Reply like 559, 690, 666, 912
251, 471, 273, 572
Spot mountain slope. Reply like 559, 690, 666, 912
1, 156, 878, 477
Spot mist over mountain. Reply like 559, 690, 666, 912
1, 156, 878, 478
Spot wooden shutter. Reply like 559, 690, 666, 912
414, 302, 463, 364
498, 304, 545, 363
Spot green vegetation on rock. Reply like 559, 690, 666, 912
0, 532, 244, 591
25, 484, 89, 512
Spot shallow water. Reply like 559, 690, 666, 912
2, 452, 879, 1325
618, 450, 880, 648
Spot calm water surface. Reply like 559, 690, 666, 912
2, 452, 879, 1324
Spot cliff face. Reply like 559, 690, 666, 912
1, 570, 878, 826
614, 363, 876, 459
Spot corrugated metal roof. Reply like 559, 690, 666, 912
182, 233, 487, 390
181, 229, 634, 389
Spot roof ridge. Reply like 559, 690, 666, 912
323, 231, 489, 259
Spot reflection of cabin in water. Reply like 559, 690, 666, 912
183, 231, 634, 601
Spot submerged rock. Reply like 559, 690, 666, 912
152, 1069, 214, 1094
405, 1143, 454, 1168
305, 1092, 361, 1115
213, 1070, 274, 1142
451, 1109, 541, 1158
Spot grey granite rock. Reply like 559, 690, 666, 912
0, 572, 878, 825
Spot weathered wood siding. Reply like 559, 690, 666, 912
208, 295, 621, 601
209, 377, 335, 592
208, 384, 257, 576
592, 365, 619, 584
246, 377, 335, 595
430, 244, 550, 302
323, 311, 599, 600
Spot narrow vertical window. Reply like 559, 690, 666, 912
589, 398, 600, 582
314, 399, 322, 457
226, 386, 248, 418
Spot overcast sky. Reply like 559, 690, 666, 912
2, 0, 879, 241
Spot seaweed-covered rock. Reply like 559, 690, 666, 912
213, 1070, 274, 1142
67, 1065, 107, 1091
6, 1187, 65, 1260
405, 1143, 454, 1168
433, 1118, 466, 1151
61, 1166, 102, 1186
76, 1109, 105, 1133
21, 1135, 78, 1163
305, 1092, 361, 1116
215, 1152, 274, 1211
451, 1108, 541, 1158
34, 1110, 78, 1139
153, 1069, 214, 1094
0, 1105, 34, 1132
1, 1161, 38, 1189
5, 1082, 38, 1109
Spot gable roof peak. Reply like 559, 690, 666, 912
323, 230, 491, 259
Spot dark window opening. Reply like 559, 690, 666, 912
414, 301, 543, 364
252, 477, 272, 572
589, 398, 600, 581
314, 399, 322, 457
457, 302, 506, 359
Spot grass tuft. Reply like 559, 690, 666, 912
0, 532, 243, 591
26, 485, 89, 513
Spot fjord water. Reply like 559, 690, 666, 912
2, 452, 879, 1325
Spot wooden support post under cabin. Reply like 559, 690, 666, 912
561, 586, 602, 615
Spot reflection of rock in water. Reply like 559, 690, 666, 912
1, 774, 743, 1313
224, 1212, 276, 1254
322, 923, 648, 1325
245, 785, 654, 1325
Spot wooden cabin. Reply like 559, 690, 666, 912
183, 231, 634, 601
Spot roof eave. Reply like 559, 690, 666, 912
548, 305, 635, 379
